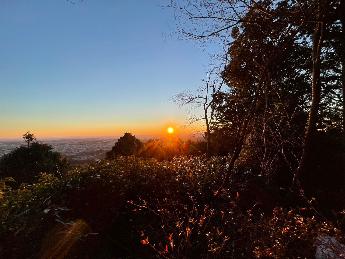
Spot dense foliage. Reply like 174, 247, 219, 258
106, 133, 143, 159
107, 133, 208, 161
0, 157, 344, 258
173, 0, 345, 195
0, 142, 68, 185
138, 139, 207, 160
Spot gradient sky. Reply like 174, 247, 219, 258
0, 0, 212, 139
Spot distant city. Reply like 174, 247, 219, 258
0, 138, 116, 164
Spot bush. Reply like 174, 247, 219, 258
106, 133, 143, 159
0, 142, 68, 184
0, 157, 343, 258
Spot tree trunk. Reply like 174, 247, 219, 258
205, 108, 211, 158
223, 117, 251, 183
215, 97, 257, 196
293, 7, 325, 189
341, 1, 345, 135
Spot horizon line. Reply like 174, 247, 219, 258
0, 133, 202, 142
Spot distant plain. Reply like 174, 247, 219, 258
0, 138, 116, 163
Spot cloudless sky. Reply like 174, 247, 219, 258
0, 0, 213, 139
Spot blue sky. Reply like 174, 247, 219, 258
0, 0, 213, 138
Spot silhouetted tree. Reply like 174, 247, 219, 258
173, 0, 345, 192
106, 133, 143, 159
175, 72, 222, 157
23, 131, 36, 148
0, 137, 68, 184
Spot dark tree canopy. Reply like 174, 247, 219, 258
0, 142, 68, 184
106, 133, 143, 158
173, 0, 345, 192
23, 131, 36, 148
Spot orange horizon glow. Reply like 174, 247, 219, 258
0, 122, 205, 140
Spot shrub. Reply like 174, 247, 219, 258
0, 157, 343, 258
0, 142, 68, 184
106, 133, 142, 159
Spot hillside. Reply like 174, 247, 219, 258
1, 157, 344, 258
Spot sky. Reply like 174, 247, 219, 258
0, 0, 213, 139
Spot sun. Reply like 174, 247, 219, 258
167, 127, 175, 134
